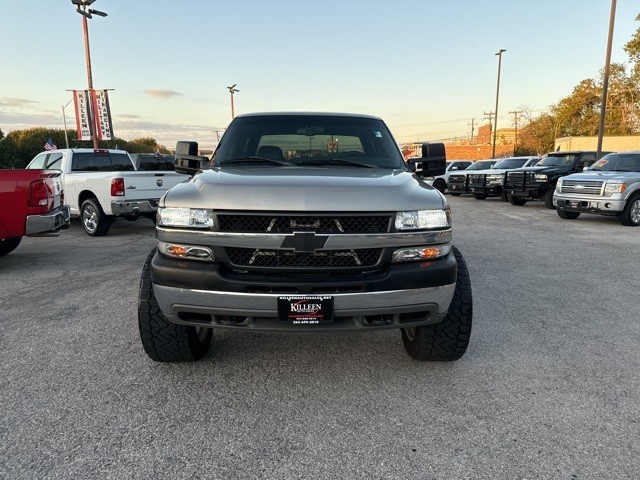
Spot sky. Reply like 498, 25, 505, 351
1, 1, 638, 151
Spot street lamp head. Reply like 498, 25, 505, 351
88, 8, 107, 17
76, 6, 92, 18
495, 49, 507, 56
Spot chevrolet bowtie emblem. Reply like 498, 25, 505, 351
281, 231, 329, 253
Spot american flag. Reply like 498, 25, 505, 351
44, 138, 57, 151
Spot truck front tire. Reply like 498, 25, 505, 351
138, 249, 213, 362
401, 247, 472, 361
433, 180, 446, 194
0, 237, 22, 256
508, 193, 527, 206
543, 189, 556, 209
81, 198, 112, 236
620, 194, 640, 226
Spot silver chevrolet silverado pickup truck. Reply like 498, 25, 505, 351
138, 112, 473, 362
554, 151, 640, 226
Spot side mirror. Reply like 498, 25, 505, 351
420, 142, 446, 177
174, 141, 209, 176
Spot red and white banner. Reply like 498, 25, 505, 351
93, 90, 114, 140
73, 89, 114, 141
73, 90, 93, 141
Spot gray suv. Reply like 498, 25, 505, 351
554, 151, 640, 226
138, 112, 473, 363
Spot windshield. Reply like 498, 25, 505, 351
537, 154, 577, 166
212, 114, 405, 169
493, 158, 528, 169
467, 160, 496, 170
589, 153, 640, 172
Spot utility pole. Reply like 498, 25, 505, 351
227, 84, 239, 119
468, 118, 477, 144
492, 49, 507, 159
72, 0, 108, 150
597, 0, 617, 159
483, 112, 495, 144
509, 110, 523, 151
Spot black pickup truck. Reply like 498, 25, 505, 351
504, 151, 609, 208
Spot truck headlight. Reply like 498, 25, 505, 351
534, 174, 548, 181
157, 207, 213, 228
486, 174, 503, 185
556, 179, 562, 192
392, 244, 451, 263
395, 209, 450, 230
158, 241, 215, 262
604, 183, 626, 196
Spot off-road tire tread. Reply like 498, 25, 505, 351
402, 246, 472, 361
138, 249, 211, 362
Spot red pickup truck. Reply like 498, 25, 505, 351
0, 169, 70, 256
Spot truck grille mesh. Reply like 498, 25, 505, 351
469, 174, 484, 186
226, 247, 383, 269
560, 180, 604, 195
217, 214, 391, 234
505, 172, 524, 186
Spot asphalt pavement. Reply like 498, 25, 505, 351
1, 197, 639, 479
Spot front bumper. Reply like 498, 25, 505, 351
470, 185, 501, 196
151, 251, 457, 332
26, 205, 70, 237
553, 193, 625, 214
111, 199, 159, 216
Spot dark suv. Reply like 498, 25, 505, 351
504, 151, 609, 208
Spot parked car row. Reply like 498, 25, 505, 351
442, 150, 640, 227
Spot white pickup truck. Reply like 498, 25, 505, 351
26, 148, 188, 236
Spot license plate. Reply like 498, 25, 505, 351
278, 296, 333, 324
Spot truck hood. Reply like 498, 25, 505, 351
511, 165, 573, 174
562, 171, 640, 183
161, 167, 446, 211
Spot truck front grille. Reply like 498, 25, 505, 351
217, 214, 391, 234
505, 172, 524, 189
448, 175, 466, 185
226, 247, 383, 270
468, 174, 485, 187
560, 180, 604, 195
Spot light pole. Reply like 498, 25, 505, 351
597, 0, 617, 159
492, 49, 506, 159
228, 84, 239, 119
71, 0, 107, 149
62, 97, 73, 149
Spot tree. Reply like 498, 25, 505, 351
0, 127, 169, 168
519, 12, 640, 152
624, 14, 640, 80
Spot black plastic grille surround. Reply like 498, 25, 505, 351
226, 247, 383, 269
217, 214, 392, 234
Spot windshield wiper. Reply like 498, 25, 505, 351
219, 156, 292, 166
297, 158, 376, 168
